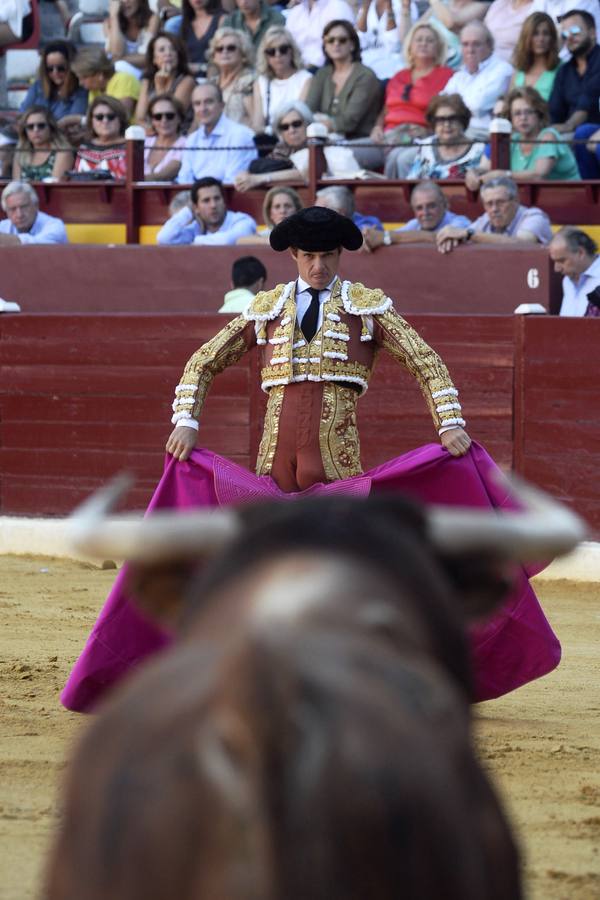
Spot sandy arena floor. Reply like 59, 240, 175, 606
1, 557, 599, 900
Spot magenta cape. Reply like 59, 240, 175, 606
61, 442, 560, 712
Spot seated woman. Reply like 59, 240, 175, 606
73, 95, 128, 180
168, 0, 224, 78
252, 26, 312, 134
466, 86, 580, 188
304, 19, 383, 140
484, 0, 540, 64
235, 101, 313, 192
237, 185, 303, 243
19, 41, 88, 133
205, 26, 256, 129
104, 0, 159, 78
406, 93, 485, 179
72, 47, 140, 119
12, 106, 74, 181
135, 32, 195, 125
508, 11, 560, 102
144, 94, 186, 181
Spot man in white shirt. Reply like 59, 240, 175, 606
177, 82, 257, 185
442, 22, 513, 139
549, 227, 600, 317
157, 177, 256, 245
0, 181, 68, 245
284, 0, 356, 68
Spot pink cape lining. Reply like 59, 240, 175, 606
61, 442, 561, 712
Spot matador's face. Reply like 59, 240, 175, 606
291, 248, 342, 291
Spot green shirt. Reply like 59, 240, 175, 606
222, 2, 285, 48
511, 127, 580, 181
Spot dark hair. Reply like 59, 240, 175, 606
506, 86, 549, 128
191, 176, 224, 203
147, 93, 185, 131
322, 19, 361, 64
558, 8, 596, 30
182, 0, 221, 36
425, 93, 471, 131
512, 12, 559, 72
118, 0, 153, 34
143, 31, 190, 80
232, 256, 267, 288
554, 226, 598, 256
39, 40, 80, 101
86, 95, 128, 138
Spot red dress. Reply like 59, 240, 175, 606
384, 66, 453, 130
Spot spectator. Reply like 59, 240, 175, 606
19, 41, 88, 132
12, 106, 74, 181
508, 11, 561, 101
74, 95, 128, 180
436, 174, 552, 253
104, 0, 159, 78
205, 26, 256, 128
135, 33, 195, 125
72, 47, 141, 119
168, 188, 191, 215
222, 0, 284, 49
356, 0, 414, 79
406, 93, 485, 179
362, 180, 470, 249
442, 22, 513, 139
176, 81, 257, 184
0, 180, 68, 244
285, 0, 356, 70
237, 185, 303, 242
543, 0, 600, 43
157, 176, 256, 243
403, 0, 491, 70
305, 20, 383, 140
315, 184, 383, 231
573, 122, 600, 177
548, 9, 600, 134
144, 95, 187, 180
467, 86, 579, 186
234, 99, 312, 190
219, 254, 267, 312
251, 26, 312, 133
549, 226, 600, 316
484, 0, 540, 64
166, 0, 224, 78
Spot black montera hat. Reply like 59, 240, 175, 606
269, 206, 363, 252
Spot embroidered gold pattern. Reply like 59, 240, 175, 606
255, 385, 284, 476
346, 282, 390, 313
319, 383, 363, 481
245, 284, 287, 319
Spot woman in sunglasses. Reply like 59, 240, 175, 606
406, 93, 485, 179
135, 32, 195, 125
252, 26, 311, 133
235, 100, 312, 191
19, 40, 88, 128
305, 20, 382, 140
144, 94, 186, 180
205, 26, 256, 129
12, 106, 74, 181
74, 95, 128, 180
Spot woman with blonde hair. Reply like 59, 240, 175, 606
238, 185, 303, 243
206, 26, 256, 128
252, 26, 311, 133
12, 106, 74, 181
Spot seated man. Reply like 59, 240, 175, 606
363, 181, 470, 251
315, 185, 383, 232
219, 255, 267, 313
549, 226, 600, 316
549, 9, 600, 135
157, 177, 257, 246
436, 175, 552, 253
442, 22, 513, 140
222, 0, 285, 48
177, 82, 257, 185
0, 181, 68, 245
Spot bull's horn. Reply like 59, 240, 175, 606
67, 474, 240, 562
427, 476, 587, 561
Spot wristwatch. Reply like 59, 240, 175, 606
464, 227, 475, 242
383, 230, 392, 246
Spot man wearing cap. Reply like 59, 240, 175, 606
167, 206, 470, 492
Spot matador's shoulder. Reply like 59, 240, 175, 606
243, 282, 291, 322
341, 281, 393, 316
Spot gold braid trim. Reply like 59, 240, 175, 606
255, 385, 284, 476
319, 383, 363, 481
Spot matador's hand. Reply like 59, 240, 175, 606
166, 425, 198, 461
440, 426, 471, 457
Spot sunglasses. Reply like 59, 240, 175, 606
26, 121, 48, 131
401, 82, 413, 102
215, 43, 239, 53
325, 35, 350, 45
46, 63, 67, 73
560, 25, 582, 37
265, 43, 291, 57
93, 112, 117, 121
151, 111, 177, 120
279, 118, 303, 131
433, 114, 461, 125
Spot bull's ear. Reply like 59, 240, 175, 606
124, 560, 202, 631
435, 553, 517, 622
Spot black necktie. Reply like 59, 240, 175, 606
301, 288, 320, 342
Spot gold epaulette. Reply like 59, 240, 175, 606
243, 283, 290, 322
342, 282, 393, 316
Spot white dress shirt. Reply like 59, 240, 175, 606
176, 113, 257, 185
559, 256, 600, 316
284, 0, 356, 68
0, 210, 68, 244
442, 53, 513, 134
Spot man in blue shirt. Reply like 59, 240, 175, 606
362, 181, 470, 250
177, 82, 257, 185
0, 181, 68, 245
157, 177, 257, 245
